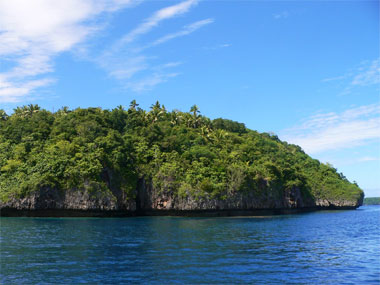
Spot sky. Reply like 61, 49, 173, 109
0, 0, 379, 196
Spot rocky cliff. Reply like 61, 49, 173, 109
0, 178, 363, 217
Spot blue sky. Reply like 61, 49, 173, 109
1, 0, 379, 196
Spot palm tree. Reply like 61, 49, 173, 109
170, 110, 182, 126
0, 109, 8, 121
189, 105, 201, 128
200, 126, 213, 142
149, 101, 164, 123
190, 105, 199, 119
13, 107, 24, 117
212, 129, 228, 145
29, 104, 40, 115
129, 100, 139, 110
57, 106, 70, 116
151, 101, 161, 110
14, 104, 41, 117
140, 109, 148, 125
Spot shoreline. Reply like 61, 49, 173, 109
0, 206, 359, 218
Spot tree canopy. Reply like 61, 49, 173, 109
0, 102, 363, 203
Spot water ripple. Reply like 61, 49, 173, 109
1, 206, 379, 284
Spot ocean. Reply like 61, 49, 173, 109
1, 206, 379, 284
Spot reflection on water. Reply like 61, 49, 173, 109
1, 206, 379, 283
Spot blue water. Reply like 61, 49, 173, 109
1, 206, 379, 284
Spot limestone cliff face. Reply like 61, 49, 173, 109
313, 197, 363, 208
0, 178, 363, 216
136, 179, 363, 212
137, 179, 301, 211
0, 187, 135, 213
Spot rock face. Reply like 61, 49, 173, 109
0, 187, 135, 216
0, 178, 363, 216
136, 179, 363, 213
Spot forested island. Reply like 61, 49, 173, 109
0, 102, 363, 216
363, 197, 380, 205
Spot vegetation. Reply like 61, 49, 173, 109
363, 197, 380, 205
0, 102, 363, 203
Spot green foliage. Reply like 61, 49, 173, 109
0, 102, 363, 204
363, 197, 380, 205
212, 118, 247, 134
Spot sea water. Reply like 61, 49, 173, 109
1, 206, 379, 284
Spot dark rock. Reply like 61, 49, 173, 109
0, 178, 363, 217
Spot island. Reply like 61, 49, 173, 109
363, 197, 380, 205
0, 102, 364, 217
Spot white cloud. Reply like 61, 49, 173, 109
358, 156, 379, 162
103, 55, 150, 80
125, 72, 180, 92
115, 0, 199, 47
100, 0, 209, 92
321, 75, 346, 82
273, 11, 289, 20
322, 58, 380, 94
0, 0, 136, 103
148, 18, 213, 47
324, 156, 380, 167
202, 43, 231, 51
351, 59, 380, 86
155, 62, 183, 69
281, 103, 380, 154
0, 0, 211, 101
0, 77, 54, 103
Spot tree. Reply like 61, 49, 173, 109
57, 106, 70, 116
25, 104, 41, 117
129, 100, 139, 110
0, 109, 8, 121
110, 105, 127, 132
189, 105, 201, 128
170, 110, 182, 126
14, 104, 41, 118
190, 105, 199, 118
149, 101, 164, 123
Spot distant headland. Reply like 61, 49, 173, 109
363, 197, 380, 205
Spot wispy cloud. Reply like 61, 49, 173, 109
202, 43, 231, 51
155, 62, 183, 69
102, 55, 150, 80
148, 18, 213, 47
114, 0, 199, 47
0, 0, 136, 103
273, 11, 289, 20
322, 58, 380, 94
358, 156, 379, 162
281, 103, 380, 154
125, 72, 180, 92
99, 0, 212, 92
0, 0, 212, 100
351, 59, 380, 86
0, 77, 54, 103
317, 155, 380, 170
321, 75, 346, 82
